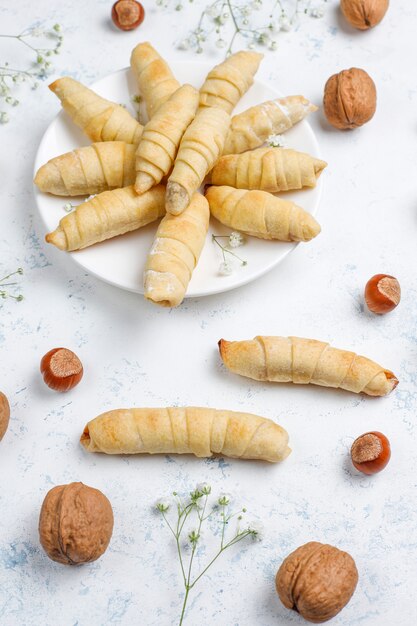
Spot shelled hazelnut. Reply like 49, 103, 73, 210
40, 347, 83, 392
276, 542, 358, 623
39, 482, 114, 565
365, 274, 400, 314
0, 391, 10, 441
351, 431, 391, 475
340, 0, 389, 30
111, 0, 145, 31
323, 68, 376, 130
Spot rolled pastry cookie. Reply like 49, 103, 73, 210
144, 192, 209, 307
135, 84, 199, 194
219, 336, 399, 396
166, 107, 230, 215
223, 96, 318, 155
49, 77, 143, 144
211, 147, 327, 192
45, 185, 165, 251
205, 186, 321, 242
130, 42, 180, 118
199, 51, 263, 114
34, 142, 136, 196
80, 406, 291, 463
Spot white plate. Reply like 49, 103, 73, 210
34, 62, 323, 297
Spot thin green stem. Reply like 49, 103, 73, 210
178, 586, 190, 626
212, 235, 247, 266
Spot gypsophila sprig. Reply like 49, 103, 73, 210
158, 0, 328, 56
212, 232, 247, 276
0, 23, 64, 124
0, 268, 24, 302
155, 485, 261, 624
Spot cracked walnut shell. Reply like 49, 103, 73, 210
275, 542, 358, 623
323, 68, 376, 130
39, 482, 114, 565
340, 0, 389, 30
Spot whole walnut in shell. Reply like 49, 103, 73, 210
0, 391, 10, 441
39, 482, 114, 565
323, 68, 376, 130
275, 541, 358, 623
341, 0, 389, 30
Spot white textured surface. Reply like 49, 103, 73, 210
1, 2, 417, 625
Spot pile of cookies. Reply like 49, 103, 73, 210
34, 42, 326, 307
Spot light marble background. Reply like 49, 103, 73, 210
0, 1, 416, 625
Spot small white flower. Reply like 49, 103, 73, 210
270, 40, 278, 51
279, 16, 292, 32
196, 483, 211, 495
267, 133, 287, 148
258, 33, 269, 45
216, 38, 226, 49
156, 499, 170, 513
0, 112, 9, 124
218, 493, 231, 506
252, 0, 262, 10
175, 3, 183, 10
222, 12, 230, 19
188, 529, 200, 544
63, 202, 73, 212
219, 261, 233, 276
207, 6, 219, 18
247, 42, 255, 50
247, 520, 264, 540
229, 231, 245, 248
310, 7, 324, 18
53, 23, 62, 33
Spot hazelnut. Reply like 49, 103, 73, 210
276, 541, 358, 623
351, 431, 391, 474
0, 391, 10, 441
323, 68, 376, 130
340, 0, 389, 30
111, 0, 145, 31
40, 347, 83, 392
39, 482, 114, 565
365, 274, 400, 314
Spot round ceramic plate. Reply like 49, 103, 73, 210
34, 62, 323, 297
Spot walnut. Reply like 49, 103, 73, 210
0, 391, 10, 441
323, 68, 376, 130
340, 0, 389, 30
39, 482, 114, 565
275, 541, 358, 623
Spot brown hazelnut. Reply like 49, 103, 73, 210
276, 541, 358, 623
0, 391, 10, 441
323, 68, 376, 130
340, 0, 389, 30
365, 274, 400, 314
39, 482, 114, 565
40, 347, 83, 392
111, 0, 145, 31
351, 431, 391, 474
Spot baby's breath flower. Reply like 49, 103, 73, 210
310, 7, 324, 18
188, 529, 200, 544
196, 483, 211, 495
63, 202, 74, 212
218, 493, 231, 506
53, 23, 62, 32
219, 260, 233, 276
279, 15, 292, 31
252, 0, 262, 10
229, 231, 245, 248
267, 133, 287, 148
247, 520, 264, 540
178, 38, 190, 50
0, 112, 9, 124
156, 499, 170, 513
